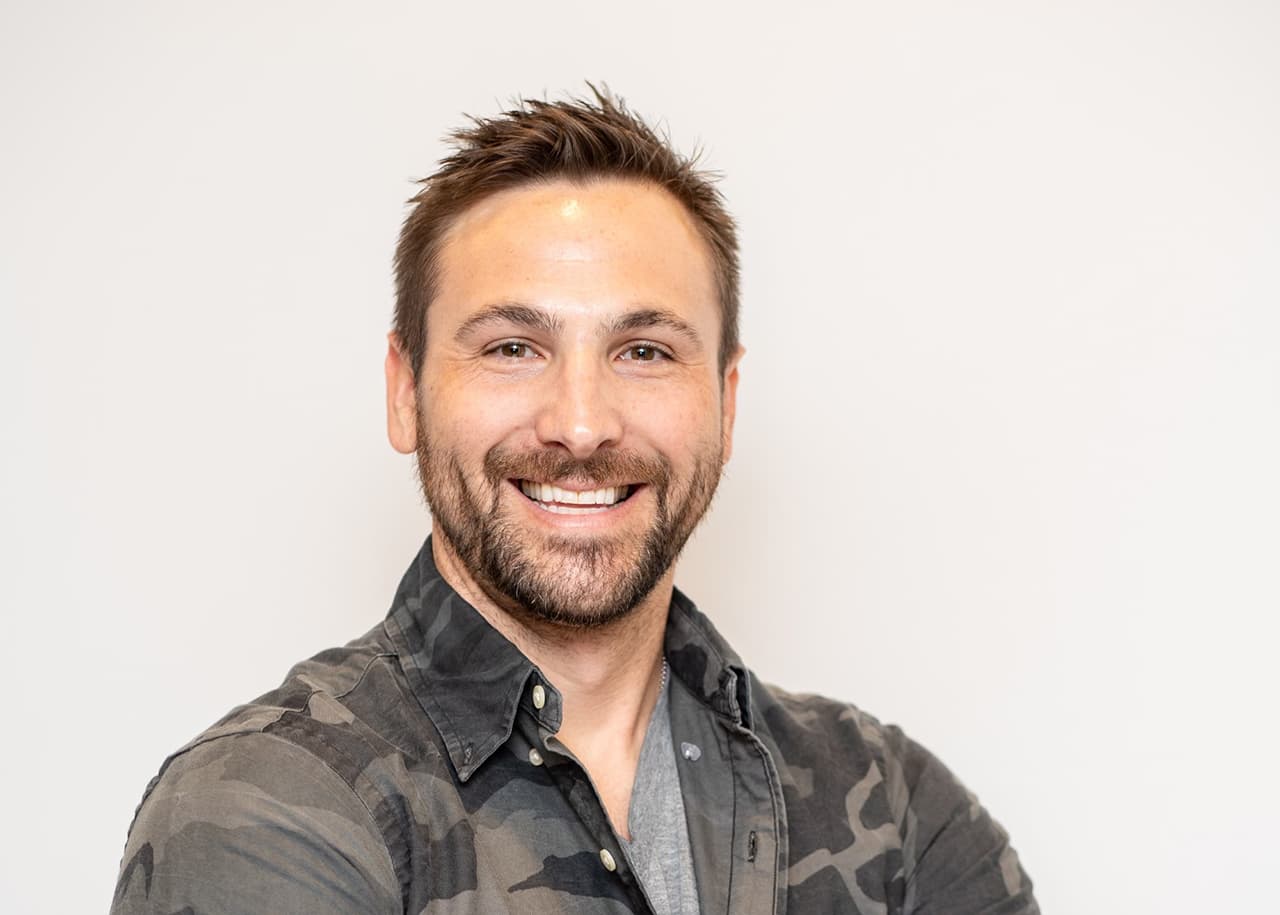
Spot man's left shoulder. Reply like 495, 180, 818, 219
747, 678, 1039, 913
748, 678, 903, 784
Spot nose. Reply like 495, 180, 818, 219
533, 353, 623, 460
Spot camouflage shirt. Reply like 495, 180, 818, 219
112, 541, 1038, 914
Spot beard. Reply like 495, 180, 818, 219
415, 430, 723, 629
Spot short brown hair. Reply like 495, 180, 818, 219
393, 88, 740, 377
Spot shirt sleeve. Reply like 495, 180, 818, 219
111, 731, 402, 915
887, 726, 1040, 915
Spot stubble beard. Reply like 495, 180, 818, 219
415, 431, 723, 630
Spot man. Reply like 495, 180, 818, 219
112, 90, 1038, 914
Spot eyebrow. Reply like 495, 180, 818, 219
454, 302, 563, 341
453, 302, 703, 349
607, 308, 703, 348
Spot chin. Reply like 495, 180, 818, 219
477, 529, 668, 630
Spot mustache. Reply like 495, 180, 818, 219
483, 445, 671, 491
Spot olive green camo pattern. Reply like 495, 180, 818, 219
112, 541, 1039, 914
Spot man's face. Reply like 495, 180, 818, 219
387, 179, 741, 628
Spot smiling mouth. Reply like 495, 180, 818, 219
516, 480, 637, 514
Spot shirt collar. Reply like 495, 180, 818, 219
383, 538, 753, 782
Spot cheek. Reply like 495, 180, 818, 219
421, 374, 537, 448
626, 386, 722, 452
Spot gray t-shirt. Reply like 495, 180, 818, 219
621, 670, 700, 914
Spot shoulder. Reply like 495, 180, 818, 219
749, 678, 1038, 913
113, 731, 401, 914
115, 624, 445, 913
161, 622, 438, 795
135, 620, 447, 829
748, 677, 911, 794
748, 680, 915, 849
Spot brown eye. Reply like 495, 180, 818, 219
497, 342, 532, 358
622, 344, 665, 362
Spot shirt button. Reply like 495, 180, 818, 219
599, 848, 617, 872
528, 748, 543, 766
531, 684, 546, 709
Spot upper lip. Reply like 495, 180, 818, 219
513, 478, 638, 491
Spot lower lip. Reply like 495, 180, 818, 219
508, 481, 646, 529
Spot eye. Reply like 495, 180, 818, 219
619, 343, 670, 363
490, 341, 537, 359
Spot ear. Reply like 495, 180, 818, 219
719, 345, 745, 465
385, 334, 419, 455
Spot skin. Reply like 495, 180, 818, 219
385, 178, 743, 838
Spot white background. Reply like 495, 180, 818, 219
3, 1, 1277, 912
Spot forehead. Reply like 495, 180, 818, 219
432, 178, 720, 331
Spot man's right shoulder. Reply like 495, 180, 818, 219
156, 624, 411, 775
113, 623, 451, 914
113, 727, 405, 914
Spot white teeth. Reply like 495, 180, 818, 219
518, 481, 631, 509
539, 503, 609, 514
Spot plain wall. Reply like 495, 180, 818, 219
3, 1, 1277, 911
